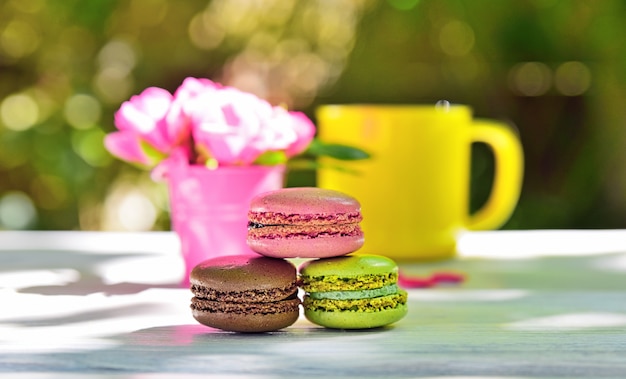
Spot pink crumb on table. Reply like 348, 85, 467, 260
398, 270, 466, 288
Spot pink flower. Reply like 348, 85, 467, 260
105, 87, 177, 166
105, 77, 317, 169
186, 85, 313, 166
166, 78, 221, 140
284, 110, 316, 157
173, 77, 222, 102
188, 86, 271, 165
162, 77, 225, 161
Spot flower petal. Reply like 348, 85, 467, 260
113, 87, 174, 153
133, 87, 173, 119
104, 131, 152, 166
285, 111, 316, 156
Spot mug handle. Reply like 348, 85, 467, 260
466, 119, 524, 230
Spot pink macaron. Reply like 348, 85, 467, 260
247, 187, 364, 258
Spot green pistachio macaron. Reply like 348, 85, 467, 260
299, 254, 408, 329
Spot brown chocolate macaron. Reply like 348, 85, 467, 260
190, 255, 300, 333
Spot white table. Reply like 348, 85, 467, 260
1, 230, 626, 378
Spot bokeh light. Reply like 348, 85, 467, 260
0, 191, 37, 230
202, 0, 365, 108
0, 0, 625, 232
98, 40, 137, 74
116, 191, 158, 231
0, 19, 41, 60
101, 178, 161, 231
508, 62, 552, 96
64, 94, 102, 130
188, 10, 226, 50
94, 39, 137, 104
0, 94, 39, 131
555, 61, 591, 96
438, 20, 475, 57
71, 128, 111, 167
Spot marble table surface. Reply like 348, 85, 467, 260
1, 230, 626, 378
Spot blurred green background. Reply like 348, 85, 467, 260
0, 0, 625, 231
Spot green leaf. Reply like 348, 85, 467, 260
286, 158, 363, 175
139, 139, 167, 167
204, 157, 219, 170
254, 150, 287, 165
306, 139, 371, 161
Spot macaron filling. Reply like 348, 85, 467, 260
303, 291, 408, 313
308, 284, 400, 300
248, 223, 363, 240
192, 291, 300, 315
300, 272, 398, 292
247, 221, 267, 230
191, 282, 298, 303
248, 211, 362, 226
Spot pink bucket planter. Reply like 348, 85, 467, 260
156, 156, 285, 286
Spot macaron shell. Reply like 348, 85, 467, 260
249, 187, 361, 215
190, 255, 296, 294
304, 303, 408, 329
248, 234, 364, 258
193, 304, 300, 333
299, 254, 398, 278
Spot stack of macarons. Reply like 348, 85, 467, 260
189, 187, 407, 332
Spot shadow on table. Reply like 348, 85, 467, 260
0, 323, 404, 375
0, 249, 181, 296
4, 320, 626, 377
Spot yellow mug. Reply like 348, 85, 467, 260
316, 104, 524, 261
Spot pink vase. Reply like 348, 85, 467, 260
154, 153, 285, 286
